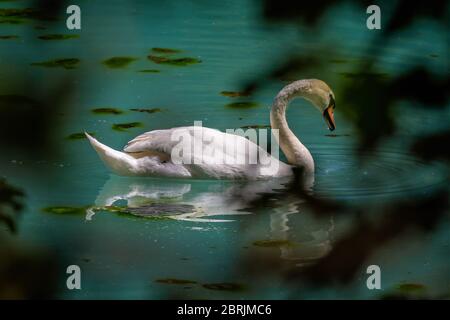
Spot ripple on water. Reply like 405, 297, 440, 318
312, 145, 447, 200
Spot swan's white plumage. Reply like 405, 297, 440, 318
86, 127, 293, 180
86, 79, 335, 181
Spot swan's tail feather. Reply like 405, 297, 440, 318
85, 132, 138, 176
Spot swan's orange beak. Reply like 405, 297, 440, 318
323, 102, 336, 131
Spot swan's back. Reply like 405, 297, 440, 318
123, 126, 292, 179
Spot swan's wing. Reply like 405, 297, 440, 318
123, 126, 274, 168
124, 128, 181, 155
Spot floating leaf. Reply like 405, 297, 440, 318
155, 278, 197, 285
66, 132, 94, 140
396, 283, 427, 293
0, 35, 19, 40
112, 122, 143, 131
220, 91, 251, 98
151, 47, 181, 54
225, 102, 258, 109
148, 55, 201, 66
0, 18, 25, 24
138, 69, 160, 73
38, 34, 79, 40
102, 57, 138, 69
31, 58, 80, 70
0, 7, 54, 22
130, 108, 162, 114
91, 107, 124, 115
202, 283, 245, 292
42, 206, 86, 216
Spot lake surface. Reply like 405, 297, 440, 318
0, 0, 448, 299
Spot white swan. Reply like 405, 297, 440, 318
86, 79, 336, 180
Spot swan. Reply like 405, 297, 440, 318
86, 79, 336, 180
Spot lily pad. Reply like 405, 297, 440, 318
102, 57, 138, 69
42, 206, 86, 216
225, 102, 258, 109
130, 108, 162, 114
0, 18, 25, 24
151, 47, 181, 54
112, 122, 143, 131
31, 58, 80, 70
396, 283, 427, 293
0, 35, 19, 40
91, 107, 124, 115
0, 8, 36, 18
202, 283, 245, 292
155, 278, 197, 285
253, 239, 294, 247
0, 7, 53, 22
66, 132, 94, 140
138, 69, 160, 73
38, 34, 79, 40
220, 91, 251, 98
148, 55, 201, 66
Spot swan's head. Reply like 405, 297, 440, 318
303, 79, 336, 131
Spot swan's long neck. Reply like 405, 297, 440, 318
270, 80, 314, 174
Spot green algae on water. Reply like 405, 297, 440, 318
151, 47, 181, 54
202, 283, 245, 292
42, 206, 86, 216
130, 108, 162, 114
155, 278, 197, 285
31, 58, 80, 70
221, 91, 251, 98
0, 18, 25, 24
225, 101, 258, 109
0, 7, 54, 22
138, 69, 160, 73
66, 132, 94, 140
0, 35, 19, 40
396, 283, 426, 293
112, 122, 143, 132
148, 55, 201, 66
38, 34, 79, 40
91, 107, 124, 115
102, 57, 138, 69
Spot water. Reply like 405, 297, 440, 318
0, 0, 448, 299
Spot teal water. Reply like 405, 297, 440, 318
0, 0, 449, 299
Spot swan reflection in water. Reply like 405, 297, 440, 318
87, 175, 333, 265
